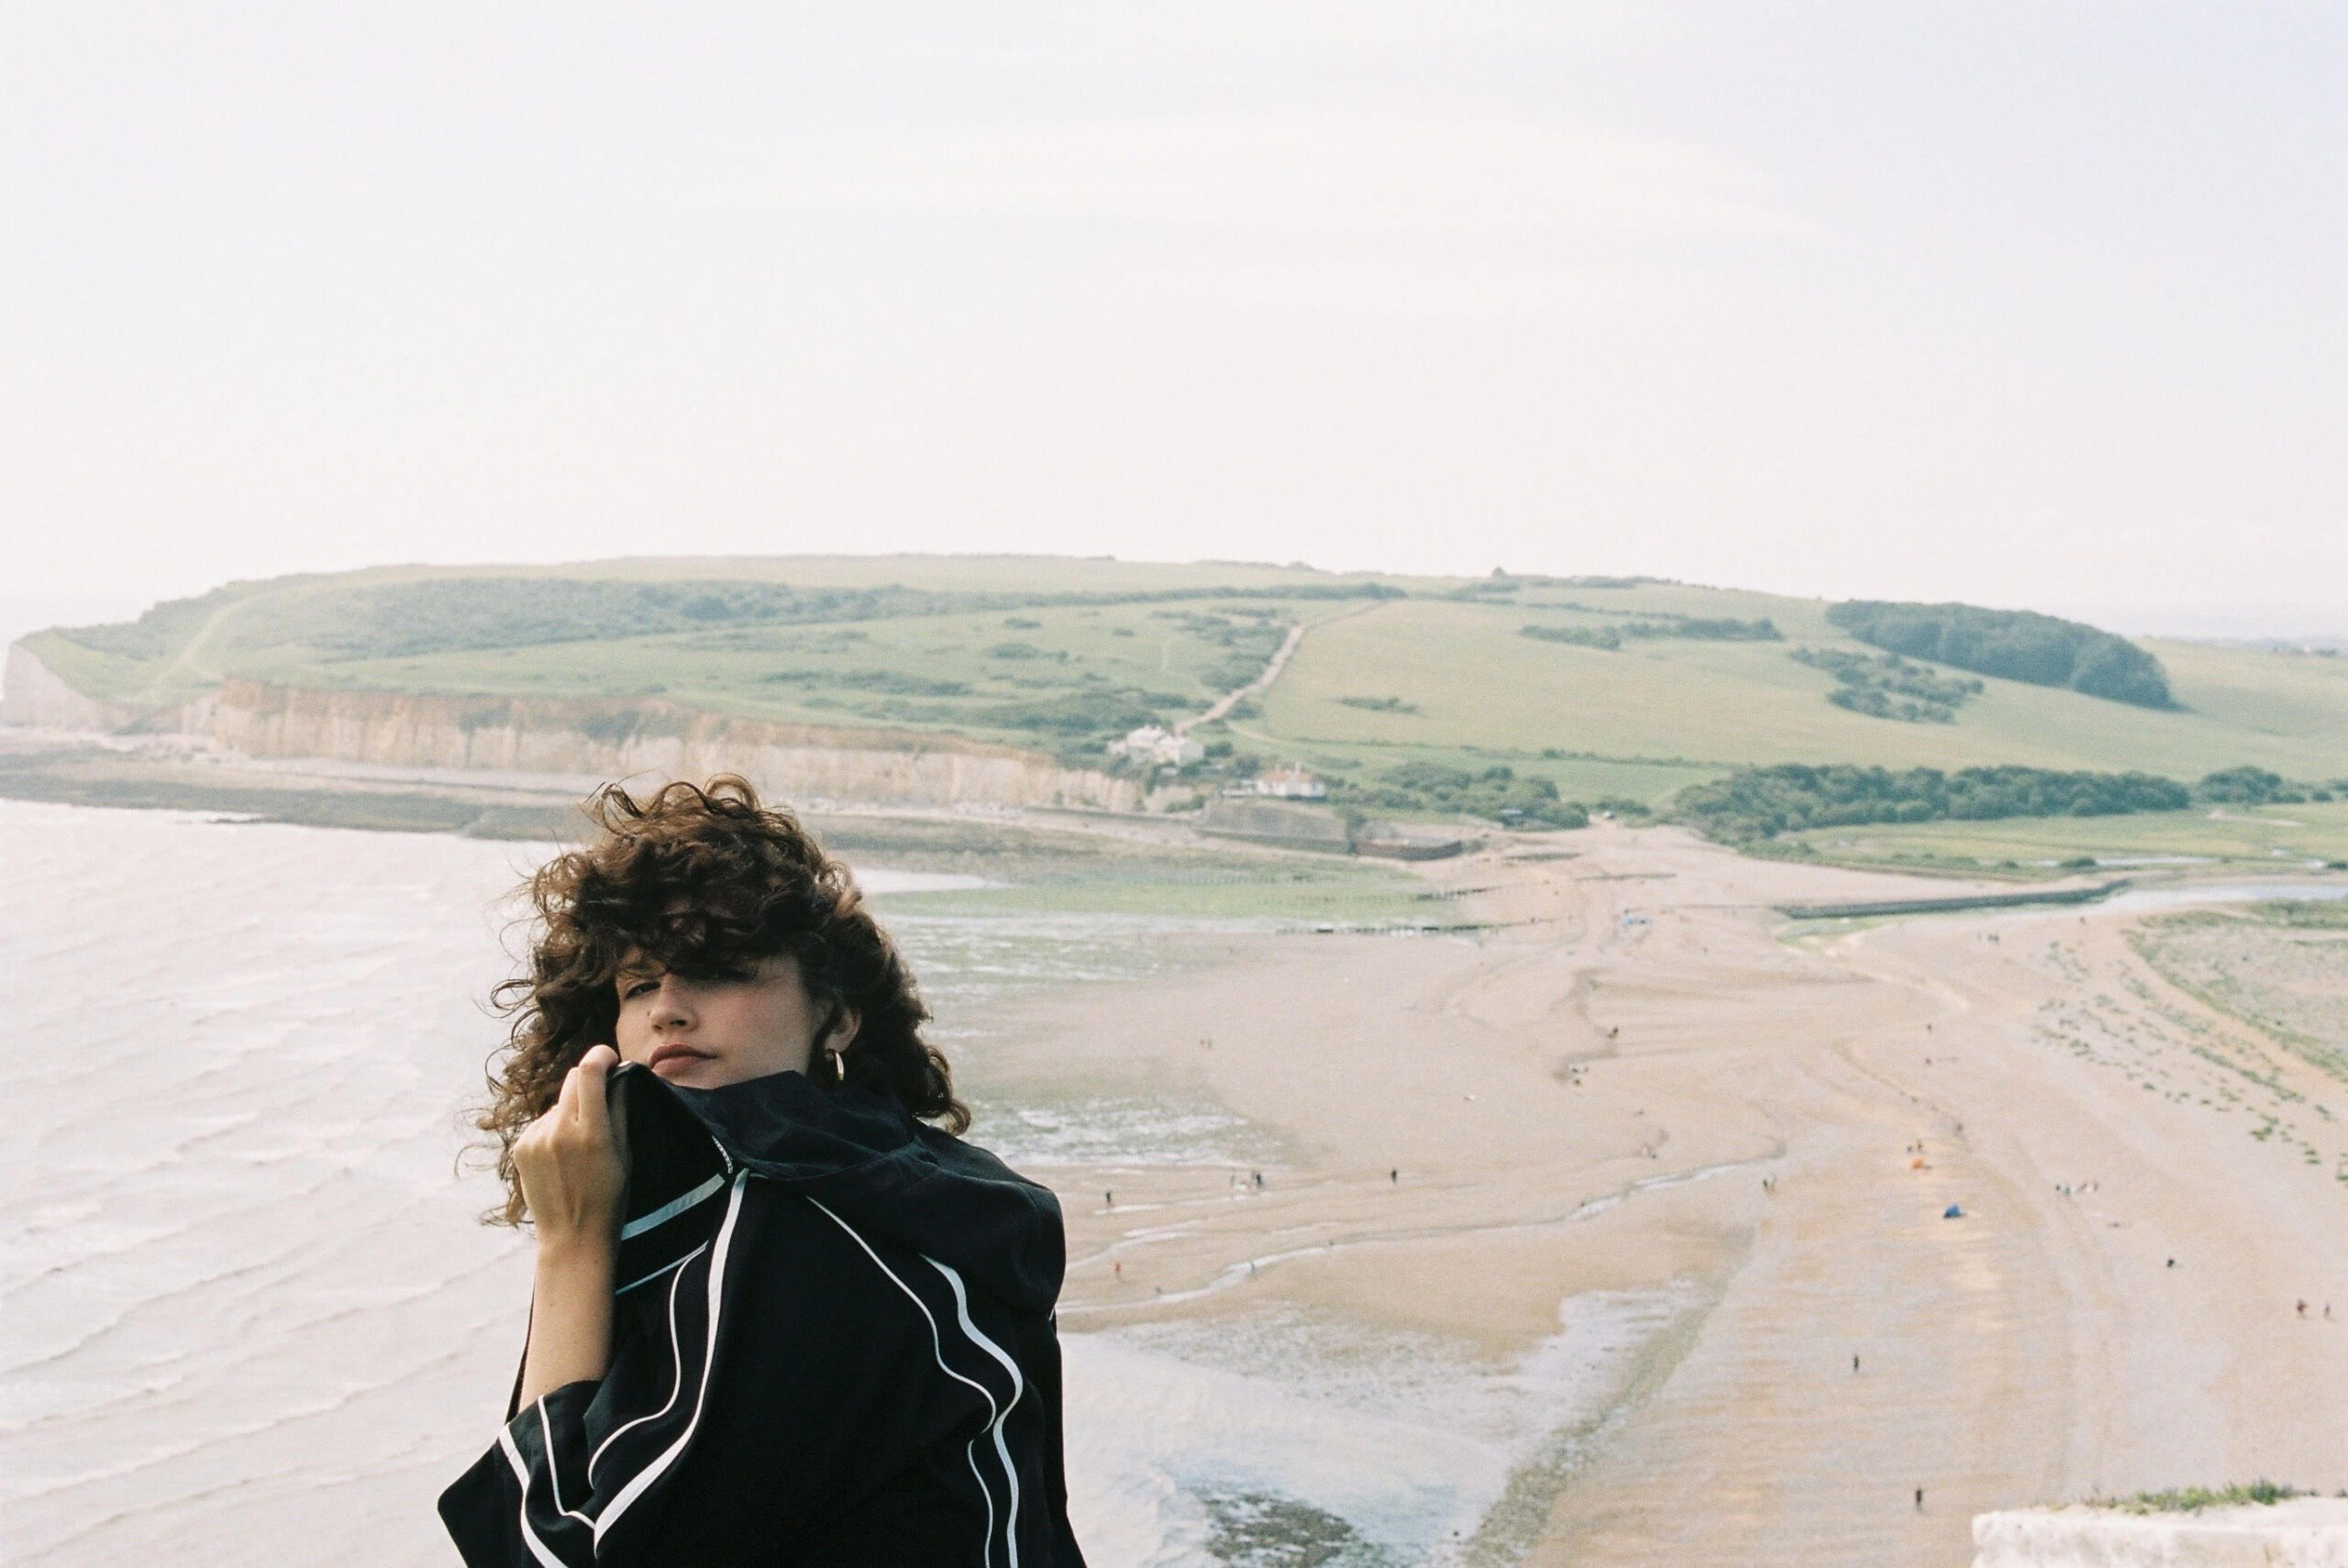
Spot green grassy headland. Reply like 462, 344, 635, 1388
16, 558, 2348, 849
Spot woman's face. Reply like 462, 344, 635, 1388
612, 955, 853, 1089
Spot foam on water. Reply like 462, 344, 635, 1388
871, 907, 1263, 1011
1, 802, 546, 1564
969, 1097, 1274, 1168
1062, 1289, 1693, 1565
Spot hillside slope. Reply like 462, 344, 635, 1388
1257, 593, 2348, 790
8, 558, 2343, 812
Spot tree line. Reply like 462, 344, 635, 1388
1827, 601, 2174, 709
1522, 614, 1781, 651
1326, 762, 1589, 830
1676, 764, 2193, 840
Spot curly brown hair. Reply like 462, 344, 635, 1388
475, 774, 967, 1225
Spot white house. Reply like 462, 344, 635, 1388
1111, 724, 1204, 767
1253, 765, 1326, 799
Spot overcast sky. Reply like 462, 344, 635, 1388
3, 3, 2342, 641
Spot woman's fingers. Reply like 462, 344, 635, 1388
515, 1050, 628, 1240
605, 1066, 630, 1165
553, 1055, 582, 1123
574, 1046, 615, 1143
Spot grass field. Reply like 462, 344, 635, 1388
231, 596, 1368, 741
23, 558, 1401, 704
1780, 801, 2348, 873
1257, 596, 2348, 783
2130, 904, 2348, 1084
17, 558, 2348, 820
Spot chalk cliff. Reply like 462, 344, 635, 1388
1, 644, 147, 731
210, 680, 1145, 810
3, 642, 1144, 812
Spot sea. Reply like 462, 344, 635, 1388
0, 800, 1670, 1565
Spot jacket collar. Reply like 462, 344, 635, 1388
610, 1062, 1065, 1315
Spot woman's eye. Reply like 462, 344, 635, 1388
623, 979, 658, 999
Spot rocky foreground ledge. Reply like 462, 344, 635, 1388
1973, 1500, 2348, 1566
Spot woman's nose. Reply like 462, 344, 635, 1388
648, 979, 694, 1028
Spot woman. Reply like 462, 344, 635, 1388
439, 777, 1085, 1566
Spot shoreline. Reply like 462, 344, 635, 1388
6, 729, 2331, 901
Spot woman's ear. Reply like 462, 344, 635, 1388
824, 1005, 861, 1054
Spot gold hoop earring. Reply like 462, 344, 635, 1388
827, 1049, 847, 1088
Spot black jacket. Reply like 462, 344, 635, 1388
439, 1065, 1086, 1567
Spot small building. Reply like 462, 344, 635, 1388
1252, 765, 1326, 800
1110, 724, 1204, 767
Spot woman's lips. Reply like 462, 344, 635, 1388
647, 1042, 716, 1077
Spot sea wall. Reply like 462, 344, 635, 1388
1774, 881, 2127, 921
202, 679, 1146, 812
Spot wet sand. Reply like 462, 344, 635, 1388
1000, 823, 2348, 1563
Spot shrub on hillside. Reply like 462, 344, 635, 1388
759, 668, 972, 696
1827, 601, 2174, 709
294, 580, 946, 660
1520, 614, 1778, 650
1790, 646, 1984, 723
2197, 766, 2306, 805
1328, 761, 1589, 829
1637, 616, 1782, 641
1678, 764, 2192, 841
1521, 624, 1621, 650
973, 687, 1189, 737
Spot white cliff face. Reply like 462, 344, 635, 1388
205, 679, 1145, 812
1, 644, 142, 730
3, 648, 1149, 811
1973, 1502, 2348, 1567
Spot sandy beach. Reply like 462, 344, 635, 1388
1002, 821, 2348, 1563
8, 797, 2348, 1564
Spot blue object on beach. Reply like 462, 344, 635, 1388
1943, 1203, 1964, 1219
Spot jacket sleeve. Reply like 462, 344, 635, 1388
1032, 1313, 1089, 1567
438, 1173, 748, 1568
438, 1177, 1009, 1566
438, 1376, 629, 1568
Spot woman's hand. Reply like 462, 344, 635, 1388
514, 1044, 631, 1249
514, 1045, 630, 1406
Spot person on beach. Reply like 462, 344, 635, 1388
439, 777, 1085, 1566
